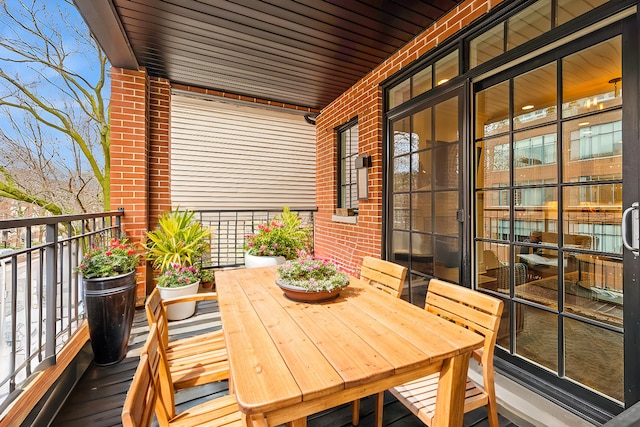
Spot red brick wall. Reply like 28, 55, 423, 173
315, 0, 504, 274
110, 66, 150, 301
149, 77, 172, 229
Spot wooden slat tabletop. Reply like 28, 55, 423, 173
216, 266, 484, 426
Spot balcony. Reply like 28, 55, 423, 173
0, 210, 601, 426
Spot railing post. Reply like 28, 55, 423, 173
117, 208, 123, 235
45, 223, 58, 365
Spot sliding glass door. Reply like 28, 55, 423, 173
388, 87, 464, 306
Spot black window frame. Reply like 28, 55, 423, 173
337, 118, 359, 212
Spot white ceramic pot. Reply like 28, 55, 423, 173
157, 280, 200, 320
244, 251, 286, 269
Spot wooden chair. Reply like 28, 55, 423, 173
353, 256, 408, 426
145, 288, 230, 390
122, 323, 243, 427
360, 255, 408, 298
388, 278, 504, 427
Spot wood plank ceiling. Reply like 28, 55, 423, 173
75, 0, 463, 110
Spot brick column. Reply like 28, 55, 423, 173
149, 77, 172, 227
110, 66, 150, 303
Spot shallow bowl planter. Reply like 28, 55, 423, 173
275, 279, 347, 303
157, 280, 200, 320
245, 251, 285, 269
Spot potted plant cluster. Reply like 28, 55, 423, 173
145, 209, 210, 320
276, 256, 349, 302
77, 237, 140, 365
244, 207, 312, 268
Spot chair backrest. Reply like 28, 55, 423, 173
145, 288, 170, 348
425, 279, 504, 386
122, 324, 176, 427
483, 250, 502, 270
121, 353, 157, 427
360, 256, 408, 298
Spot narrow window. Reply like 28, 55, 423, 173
338, 119, 359, 212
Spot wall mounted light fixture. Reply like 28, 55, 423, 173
355, 154, 372, 200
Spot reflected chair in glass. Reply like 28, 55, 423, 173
145, 288, 229, 390
352, 256, 408, 426
389, 278, 504, 427
122, 323, 242, 427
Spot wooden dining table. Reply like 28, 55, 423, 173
216, 265, 484, 427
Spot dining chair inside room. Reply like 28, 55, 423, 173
388, 278, 504, 427
121, 323, 243, 427
352, 255, 408, 426
145, 288, 230, 390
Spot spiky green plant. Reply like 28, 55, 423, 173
144, 209, 210, 272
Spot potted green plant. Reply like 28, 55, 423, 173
76, 237, 140, 365
244, 207, 312, 268
199, 268, 215, 290
155, 263, 201, 320
144, 208, 209, 271
144, 209, 210, 320
276, 256, 349, 302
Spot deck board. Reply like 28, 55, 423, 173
51, 293, 518, 427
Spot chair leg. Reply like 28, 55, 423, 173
486, 397, 500, 427
352, 399, 360, 426
374, 392, 384, 427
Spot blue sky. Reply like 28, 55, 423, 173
0, 0, 110, 164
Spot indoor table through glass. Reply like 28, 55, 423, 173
216, 265, 484, 427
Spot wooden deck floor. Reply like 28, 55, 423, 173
51, 294, 519, 427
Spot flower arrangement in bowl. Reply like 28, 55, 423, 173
77, 237, 140, 279
276, 256, 349, 302
244, 207, 312, 266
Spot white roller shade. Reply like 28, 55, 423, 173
170, 94, 317, 210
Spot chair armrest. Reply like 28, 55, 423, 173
161, 292, 219, 306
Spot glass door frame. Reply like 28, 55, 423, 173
384, 81, 471, 305
621, 12, 640, 408
472, 17, 640, 417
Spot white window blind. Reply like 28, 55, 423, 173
170, 94, 317, 210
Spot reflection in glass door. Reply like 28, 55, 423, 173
389, 89, 462, 306
474, 35, 624, 403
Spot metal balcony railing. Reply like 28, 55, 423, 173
193, 208, 317, 269
0, 210, 125, 413
0, 207, 316, 413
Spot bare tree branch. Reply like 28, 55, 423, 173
0, 0, 110, 213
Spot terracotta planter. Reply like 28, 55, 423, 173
244, 251, 285, 269
275, 279, 346, 303
157, 280, 200, 320
83, 271, 137, 365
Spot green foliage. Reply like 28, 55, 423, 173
277, 257, 349, 291
244, 207, 312, 260
144, 209, 209, 272
76, 238, 140, 279
199, 268, 215, 284
156, 263, 199, 288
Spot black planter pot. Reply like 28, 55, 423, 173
83, 271, 137, 366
